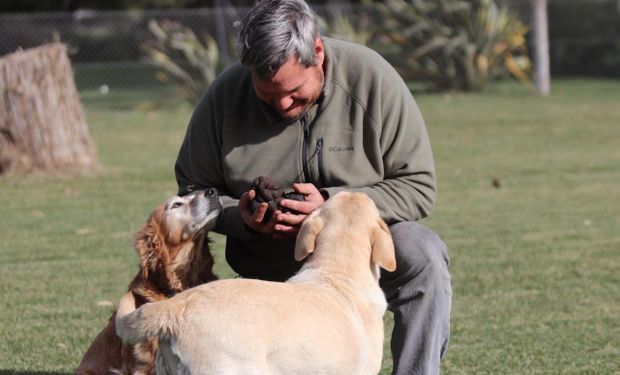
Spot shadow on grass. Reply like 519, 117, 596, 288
0, 371, 70, 375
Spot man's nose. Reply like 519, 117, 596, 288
274, 96, 293, 112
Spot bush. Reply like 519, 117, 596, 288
369, 0, 531, 91
319, 5, 372, 46
142, 19, 222, 104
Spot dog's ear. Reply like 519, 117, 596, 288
135, 206, 168, 279
371, 220, 396, 272
294, 210, 324, 262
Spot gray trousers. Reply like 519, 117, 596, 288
381, 221, 452, 375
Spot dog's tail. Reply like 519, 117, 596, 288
115, 296, 179, 345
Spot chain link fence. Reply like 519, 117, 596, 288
0, 0, 618, 109
507, 0, 620, 76
0, 7, 247, 109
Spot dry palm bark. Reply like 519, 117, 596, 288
0, 43, 97, 175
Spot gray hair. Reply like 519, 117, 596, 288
237, 0, 321, 78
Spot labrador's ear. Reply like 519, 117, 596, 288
371, 220, 396, 272
294, 210, 324, 262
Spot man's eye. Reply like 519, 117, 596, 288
170, 202, 183, 209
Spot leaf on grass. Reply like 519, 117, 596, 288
31, 210, 45, 218
75, 228, 95, 236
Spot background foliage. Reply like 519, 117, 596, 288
142, 19, 223, 103
368, 0, 531, 91
1, 0, 619, 79
135, 0, 531, 100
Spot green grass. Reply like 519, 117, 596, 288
1, 79, 619, 374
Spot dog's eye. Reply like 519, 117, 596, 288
170, 202, 183, 209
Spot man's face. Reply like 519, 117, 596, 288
252, 39, 325, 121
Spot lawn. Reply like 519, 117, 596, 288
0, 79, 618, 374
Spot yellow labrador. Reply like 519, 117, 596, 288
116, 191, 396, 375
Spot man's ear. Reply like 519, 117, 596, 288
294, 210, 324, 262
371, 220, 396, 272
314, 37, 325, 66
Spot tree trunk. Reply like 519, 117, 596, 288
531, 0, 551, 96
0, 43, 97, 175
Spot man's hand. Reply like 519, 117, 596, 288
273, 183, 325, 239
240, 189, 278, 235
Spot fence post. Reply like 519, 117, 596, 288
531, 0, 551, 96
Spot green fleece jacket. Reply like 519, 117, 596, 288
175, 38, 436, 280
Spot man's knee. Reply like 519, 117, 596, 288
381, 221, 451, 298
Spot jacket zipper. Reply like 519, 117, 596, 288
316, 137, 325, 187
300, 115, 325, 186
301, 114, 311, 183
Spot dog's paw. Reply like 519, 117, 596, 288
248, 176, 283, 221
251, 176, 282, 202
248, 177, 306, 221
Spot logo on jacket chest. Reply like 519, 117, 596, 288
327, 145, 354, 152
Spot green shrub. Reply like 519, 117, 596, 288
370, 0, 531, 91
142, 19, 222, 104
320, 5, 372, 46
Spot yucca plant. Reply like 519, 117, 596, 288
370, 0, 531, 91
320, 6, 372, 46
142, 19, 222, 103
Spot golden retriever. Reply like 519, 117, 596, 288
116, 191, 395, 375
75, 189, 221, 375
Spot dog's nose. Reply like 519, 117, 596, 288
205, 188, 218, 197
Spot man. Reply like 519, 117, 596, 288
175, 0, 451, 374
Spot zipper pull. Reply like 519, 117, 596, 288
301, 115, 310, 137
